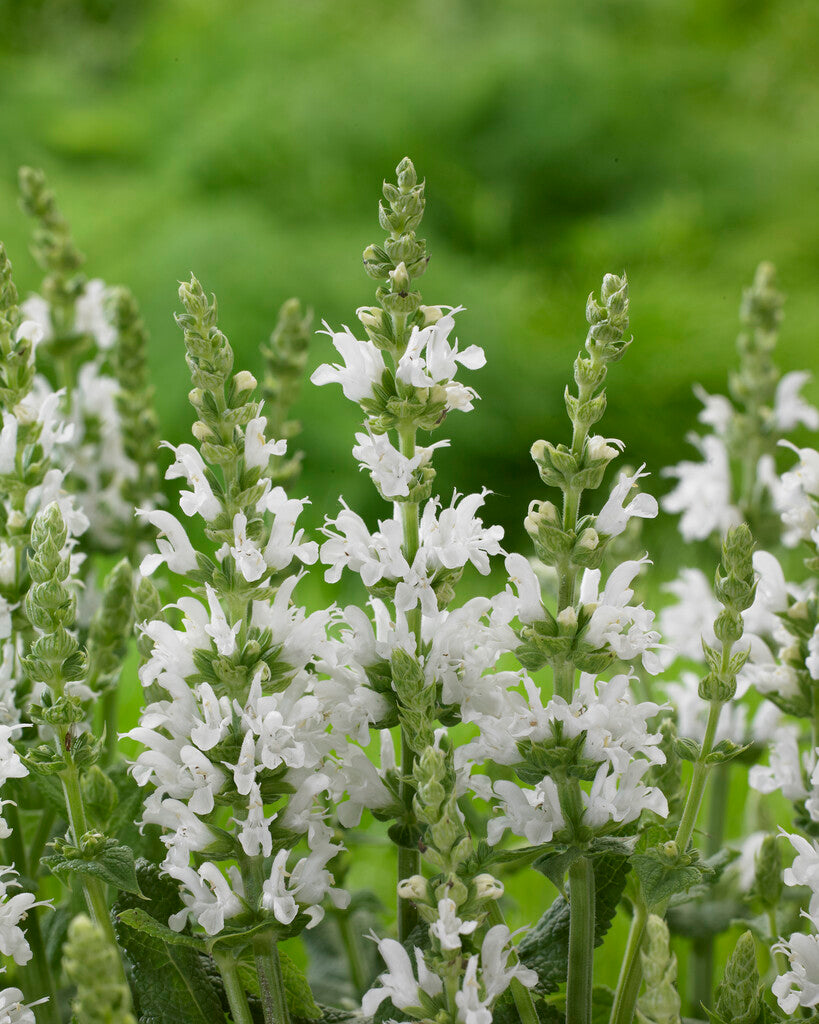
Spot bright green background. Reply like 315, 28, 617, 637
1, 0, 818, 554
1, 0, 816, 1007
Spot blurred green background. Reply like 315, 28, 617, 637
1, 0, 818, 555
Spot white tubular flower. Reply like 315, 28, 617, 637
262, 488, 318, 569
479, 924, 538, 1000
662, 434, 740, 541
456, 957, 492, 1024
583, 761, 668, 830
166, 862, 243, 935
310, 325, 386, 403
0, 982, 43, 1024
487, 777, 565, 846
596, 464, 658, 538
774, 371, 819, 432
419, 490, 504, 575
331, 743, 394, 828
548, 673, 665, 771
0, 414, 17, 476
693, 384, 734, 435
138, 510, 198, 576
75, 278, 117, 350
581, 559, 663, 674
320, 505, 407, 587
749, 727, 810, 804
351, 429, 449, 499
244, 415, 287, 469
659, 568, 720, 663
430, 898, 478, 951
262, 849, 299, 926
361, 937, 443, 1017
287, 830, 350, 928
774, 442, 819, 546
808, 627, 819, 681
504, 553, 544, 624
773, 933, 819, 1015
228, 511, 266, 582
0, 869, 51, 966
0, 727, 27, 787
203, 585, 240, 656
163, 443, 221, 521
783, 832, 819, 919
394, 308, 485, 412
236, 783, 276, 857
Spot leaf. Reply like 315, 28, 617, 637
44, 837, 144, 896
518, 854, 630, 993
113, 860, 227, 1024
704, 739, 752, 766
533, 846, 583, 890
117, 908, 205, 951
631, 850, 702, 910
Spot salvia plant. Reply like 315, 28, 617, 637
3, 158, 819, 1024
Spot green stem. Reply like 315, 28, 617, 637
487, 901, 539, 1024
336, 909, 368, 998
567, 856, 595, 1024
60, 760, 118, 947
29, 806, 56, 875
608, 897, 648, 1024
253, 931, 291, 1024
675, 700, 722, 854
691, 764, 730, 1009
396, 423, 421, 943
241, 857, 292, 1024
214, 949, 255, 1024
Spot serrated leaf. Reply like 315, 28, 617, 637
533, 846, 582, 890
632, 850, 702, 910
117, 908, 205, 951
44, 837, 144, 896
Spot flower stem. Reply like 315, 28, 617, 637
60, 760, 118, 948
213, 949, 255, 1024
567, 856, 595, 1024
335, 908, 368, 997
487, 901, 540, 1024
675, 700, 722, 854
396, 422, 421, 943
608, 897, 648, 1024
253, 931, 291, 1024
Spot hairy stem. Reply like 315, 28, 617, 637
253, 932, 291, 1024
214, 949, 255, 1024
608, 897, 648, 1024
567, 856, 595, 1024
396, 423, 421, 942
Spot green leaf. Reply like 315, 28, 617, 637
44, 837, 144, 896
533, 845, 583, 890
518, 854, 630, 993
631, 849, 702, 910
704, 739, 752, 766
117, 908, 205, 951
113, 860, 227, 1024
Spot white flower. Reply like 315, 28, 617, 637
503, 553, 543, 624
0, 869, 51, 965
320, 505, 407, 587
430, 898, 478, 951
662, 434, 740, 541
0, 983, 42, 1024
310, 326, 385, 403
808, 626, 819, 681
263, 489, 319, 569
773, 442, 819, 546
596, 464, 658, 537
487, 777, 564, 846
229, 512, 267, 582
351, 429, 448, 499
478, 924, 538, 1000
75, 279, 117, 350
456, 956, 492, 1024
362, 937, 443, 1017
693, 384, 734, 435
163, 443, 221, 521
583, 761, 668, 829
581, 559, 663, 674
139, 510, 198, 576
395, 309, 485, 412
783, 831, 819, 919
659, 568, 719, 662
418, 490, 504, 576
0, 728, 26, 787
166, 861, 243, 935
236, 783, 276, 857
203, 585, 240, 656
749, 727, 810, 804
774, 371, 819, 432
244, 415, 287, 469
262, 849, 299, 925
773, 933, 819, 1014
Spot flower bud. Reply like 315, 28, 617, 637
788, 600, 809, 621
419, 305, 443, 326
577, 527, 599, 551
389, 262, 411, 295
557, 606, 578, 633
473, 873, 504, 900
397, 875, 428, 901
233, 369, 257, 394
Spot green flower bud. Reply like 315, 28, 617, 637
635, 915, 681, 1024
752, 834, 783, 909
713, 931, 760, 1024
63, 914, 137, 1024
